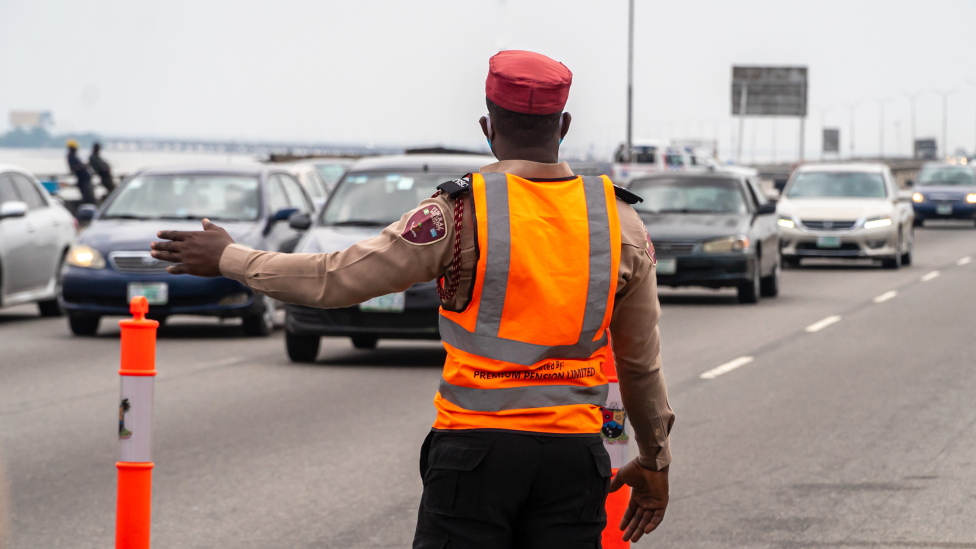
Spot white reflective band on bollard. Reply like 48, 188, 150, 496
119, 376, 154, 463
601, 380, 628, 468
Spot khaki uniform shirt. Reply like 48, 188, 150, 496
220, 160, 674, 470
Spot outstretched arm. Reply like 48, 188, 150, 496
151, 194, 458, 309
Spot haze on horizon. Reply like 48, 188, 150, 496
2, 0, 975, 160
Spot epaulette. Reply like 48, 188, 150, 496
436, 175, 472, 199
613, 185, 643, 204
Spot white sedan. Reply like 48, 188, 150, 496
0, 165, 77, 315
776, 163, 915, 269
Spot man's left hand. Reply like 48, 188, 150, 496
151, 219, 235, 276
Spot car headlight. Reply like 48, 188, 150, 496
702, 235, 750, 253
912, 192, 924, 203
777, 216, 795, 229
863, 216, 892, 230
967, 194, 976, 204
67, 245, 106, 269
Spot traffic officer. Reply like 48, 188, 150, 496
66, 139, 96, 205
151, 50, 674, 547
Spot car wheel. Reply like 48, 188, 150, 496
242, 294, 276, 337
913, 218, 923, 228
38, 255, 66, 317
882, 232, 902, 270
68, 314, 100, 336
760, 257, 780, 298
901, 229, 914, 266
737, 263, 761, 304
286, 330, 320, 363
351, 335, 378, 349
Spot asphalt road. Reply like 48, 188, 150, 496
2, 222, 976, 548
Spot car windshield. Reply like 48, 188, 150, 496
321, 171, 457, 226
917, 166, 976, 186
103, 174, 261, 221
315, 163, 349, 189
631, 146, 657, 164
786, 172, 887, 199
629, 177, 748, 214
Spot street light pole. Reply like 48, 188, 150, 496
876, 97, 893, 159
847, 102, 860, 159
626, 0, 634, 153
966, 80, 976, 156
904, 91, 923, 158
933, 88, 958, 158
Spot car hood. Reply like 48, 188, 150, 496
80, 219, 262, 254
638, 212, 752, 240
914, 185, 976, 197
777, 198, 892, 221
295, 225, 384, 254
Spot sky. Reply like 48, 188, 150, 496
2, 0, 975, 161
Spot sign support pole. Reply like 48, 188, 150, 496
626, 0, 634, 152
737, 84, 748, 164
798, 116, 805, 163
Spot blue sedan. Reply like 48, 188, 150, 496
910, 162, 976, 227
61, 165, 315, 336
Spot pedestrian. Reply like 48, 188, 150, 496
66, 139, 96, 205
151, 50, 674, 547
88, 142, 115, 195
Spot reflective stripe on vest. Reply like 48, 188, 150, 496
434, 173, 622, 434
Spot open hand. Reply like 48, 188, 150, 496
150, 219, 235, 277
608, 460, 669, 543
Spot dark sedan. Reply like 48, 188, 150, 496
628, 172, 780, 303
61, 165, 314, 336
909, 162, 976, 226
283, 154, 494, 362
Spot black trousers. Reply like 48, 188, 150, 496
413, 429, 611, 549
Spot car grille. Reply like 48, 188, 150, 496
109, 251, 176, 274
928, 193, 963, 202
800, 220, 857, 231
653, 240, 696, 255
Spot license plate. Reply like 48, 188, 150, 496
656, 258, 677, 275
817, 236, 841, 248
936, 203, 953, 215
360, 292, 405, 313
127, 282, 168, 305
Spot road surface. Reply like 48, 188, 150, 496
2, 222, 975, 548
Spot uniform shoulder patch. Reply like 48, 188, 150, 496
436, 175, 472, 199
641, 221, 656, 265
400, 204, 448, 245
613, 185, 643, 204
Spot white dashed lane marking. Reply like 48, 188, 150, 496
921, 270, 941, 282
873, 290, 897, 303
700, 356, 754, 380
958, 256, 971, 266
805, 315, 842, 333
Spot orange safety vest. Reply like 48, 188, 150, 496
434, 172, 622, 434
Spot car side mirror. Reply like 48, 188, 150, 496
0, 201, 28, 220
77, 203, 96, 223
773, 179, 788, 193
905, 179, 914, 188
264, 207, 299, 235
288, 212, 312, 231
757, 204, 777, 215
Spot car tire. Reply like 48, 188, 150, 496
38, 254, 66, 317
286, 330, 320, 363
68, 314, 100, 336
351, 335, 378, 349
901, 229, 914, 266
882, 233, 902, 270
913, 218, 923, 228
760, 258, 780, 298
242, 294, 276, 337
737, 264, 761, 304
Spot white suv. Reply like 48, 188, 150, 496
776, 163, 915, 269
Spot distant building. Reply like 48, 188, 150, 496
9, 110, 53, 129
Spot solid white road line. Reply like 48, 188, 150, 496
700, 356, 754, 380
921, 270, 941, 282
805, 315, 842, 333
958, 256, 971, 266
873, 290, 898, 303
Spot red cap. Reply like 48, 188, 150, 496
486, 50, 572, 115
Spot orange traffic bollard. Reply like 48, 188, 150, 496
116, 297, 159, 549
601, 343, 631, 549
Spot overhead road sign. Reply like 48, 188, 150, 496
731, 66, 808, 117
